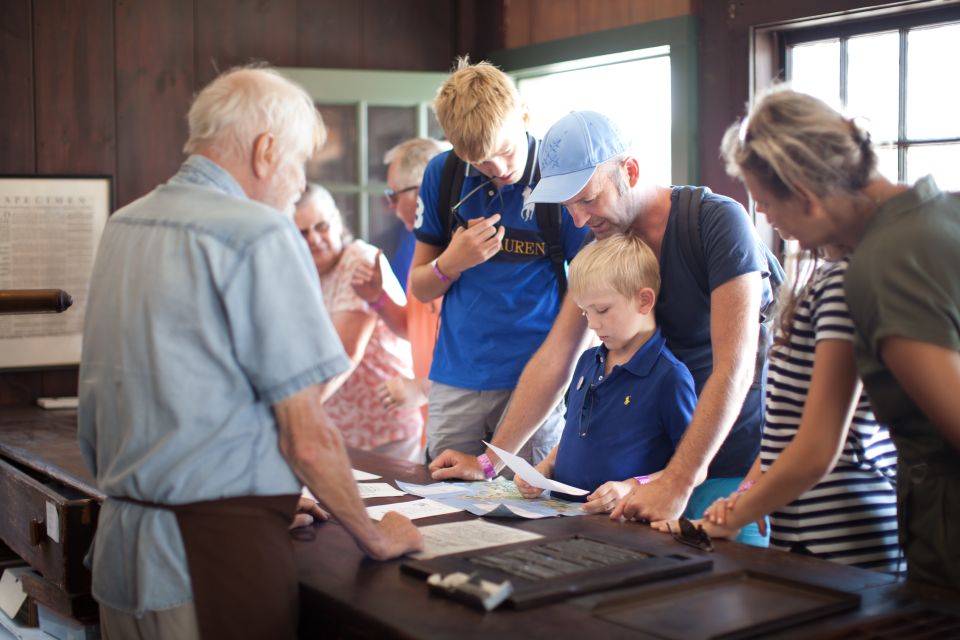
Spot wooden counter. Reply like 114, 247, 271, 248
0, 408, 957, 638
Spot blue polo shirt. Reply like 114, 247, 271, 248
413, 134, 589, 390
553, 328, 697, 499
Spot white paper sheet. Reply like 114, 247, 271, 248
366, 498, 462, 521
483, 441, 588, 496
0, 568, 29, 619
352, 469, 381, 481
356, 483, 406, 499
411, 519, 543, 559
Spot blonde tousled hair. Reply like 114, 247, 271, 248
432, 57, 522, 163
721, 85, 877, 202
569, 234, 660, 302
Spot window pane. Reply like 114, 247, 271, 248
427, 109, 444, 141
907, 143, 960, 190
874, 145, 899, 183
332, 192, 359, 239
788, 40, 841, 110
368, 106, 417, 183
308, 105, 357, 184
847, 31, 899, 143
907, 23, 960, 140
519, 55, 672, 185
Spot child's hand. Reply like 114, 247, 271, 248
444, 215, 504, 273
583, 480, 633, 513
514, 475, 544, 499
702, 492, 767, 536
651, 517, 739, 541
702, 492, 739, 526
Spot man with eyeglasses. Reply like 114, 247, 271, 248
352, 138, 449, 429
381, 138, 448, 291
430, 111, 778, 548
408, 58, 589, 469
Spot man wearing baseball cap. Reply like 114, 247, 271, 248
430, 111, 778, 546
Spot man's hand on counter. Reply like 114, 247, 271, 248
429, 449, 488, 481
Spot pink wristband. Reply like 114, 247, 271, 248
736, 479, 756, 494
431, 258, 451, 283
634, 475, 651, 486
477, 453, 496, 480
369, 291, 388, 312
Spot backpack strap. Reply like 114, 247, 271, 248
438, 151, 466, 243
535, 201, 567, 297
530, 160, 567, 297
675, 186, 709, 297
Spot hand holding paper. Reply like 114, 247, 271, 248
483, 441, 588, 496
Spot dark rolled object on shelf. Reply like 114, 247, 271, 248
0, 289, 74, 314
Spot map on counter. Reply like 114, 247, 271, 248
397, 477, 588, 519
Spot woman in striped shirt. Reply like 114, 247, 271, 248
698, 251, 901, 571
673, 246, 903, 571
664, 89, 904, 572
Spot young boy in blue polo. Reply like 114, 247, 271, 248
515, 234, 697, 513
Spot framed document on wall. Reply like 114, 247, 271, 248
0, 176, 113, 368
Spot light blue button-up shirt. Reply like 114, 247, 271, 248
78, 155, 349, 614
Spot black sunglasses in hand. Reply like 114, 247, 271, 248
450, 177, 503, 230
669, 516, 714, 552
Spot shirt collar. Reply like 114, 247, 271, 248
593, 327, 667, 378
169, 155, 248, 200
869, 174, 942, 231
465, 133, 539, 189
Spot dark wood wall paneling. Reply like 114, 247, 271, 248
0, 0, 498, 406
0, 0, 35, 174
33, 0, 116, 175
504, 0, 692, 48
115, 0, 195, 207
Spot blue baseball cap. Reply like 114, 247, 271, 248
526, 111, 627, 205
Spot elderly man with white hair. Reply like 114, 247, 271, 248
78, 65, 422, 640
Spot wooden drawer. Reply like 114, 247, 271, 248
0, 456, 98, 593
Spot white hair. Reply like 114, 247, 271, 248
295, 183, 354, 244
183, 65, 325, 164
384, 138, 450, 186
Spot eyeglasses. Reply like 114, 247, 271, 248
669, 517, 714, 553
384, 185, 418, 205
450, 177, 504, 228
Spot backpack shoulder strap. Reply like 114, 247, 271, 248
675, 185, 709, 296
535, 201, 567, 297
437, 151, 466, 245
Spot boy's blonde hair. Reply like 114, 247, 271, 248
569, 234, 660, 301
433, 57, 522, 164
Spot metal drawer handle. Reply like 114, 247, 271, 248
29, 519, 46, 546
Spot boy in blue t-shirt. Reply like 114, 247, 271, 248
410, 58, 588, 467
516, 234, 697, 512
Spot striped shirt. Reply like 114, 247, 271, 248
762, 258, 901, 572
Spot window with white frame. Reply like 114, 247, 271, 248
514, 48, 673, 187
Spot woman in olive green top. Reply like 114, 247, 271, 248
720, 86, 960, 590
